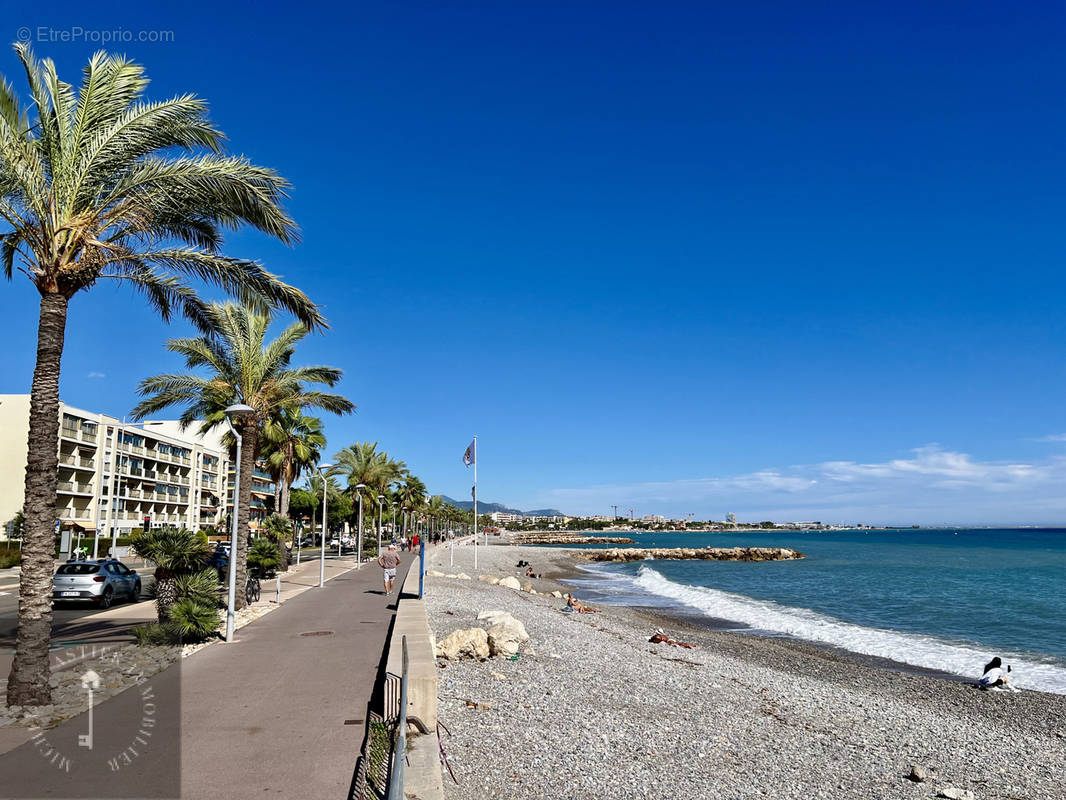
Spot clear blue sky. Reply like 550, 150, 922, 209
3, 2, 1065, 524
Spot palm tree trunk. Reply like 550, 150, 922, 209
7, 293, 69, 706
235, 421, 258, 611
279, 478, 291, 519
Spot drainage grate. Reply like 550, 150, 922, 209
300, 630, 334, 637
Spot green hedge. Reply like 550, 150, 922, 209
0, 545, 20, 569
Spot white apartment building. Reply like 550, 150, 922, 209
0, 395, 233, 541
489, 511, 524, 524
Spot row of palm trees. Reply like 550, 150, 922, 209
2, 44, 346, 705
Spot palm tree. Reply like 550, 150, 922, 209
131, 302, 353, 612
396, 475, 427, 536
334, 442, 408, 550
261, 410, 325, 518
306, 472, 344, 539
1, 46, 321, 706
130, 526, 211, 623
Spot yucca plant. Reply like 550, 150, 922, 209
1, 43, 322, 706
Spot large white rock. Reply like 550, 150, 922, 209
486, 616, 529, 658
457, 573, 472, 580
435, 628, 490, 661
426, 570, 445, 577
498, 576, 521, 590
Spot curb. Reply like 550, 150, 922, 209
386, 561, 444, 800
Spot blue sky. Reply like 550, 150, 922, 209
2, 2, 1065, 524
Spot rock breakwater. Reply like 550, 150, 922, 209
580, 546, 805, 562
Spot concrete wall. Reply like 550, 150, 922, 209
385, 562, 444, 800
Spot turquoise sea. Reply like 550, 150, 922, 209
561, 529, 1066, 694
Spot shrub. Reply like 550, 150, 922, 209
168, 598, 221, 642
0, 547, 21, 569
248, 537, 282, 575
173, 569, 222, 608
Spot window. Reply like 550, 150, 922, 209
56, 564, 99, 575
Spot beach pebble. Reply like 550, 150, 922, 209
937, 789, 975, 800
908, 765, 929, 782
425, 542, 1066, 800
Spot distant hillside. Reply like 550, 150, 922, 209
440, 496, 565, 517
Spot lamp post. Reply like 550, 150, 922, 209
377, 494, 384, 554
354, 483, 366, 563
391, 501, 398, 543
318, 464, 333, 588
223, 403, 255, 643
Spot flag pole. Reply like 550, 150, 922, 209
473, 439, 477, 571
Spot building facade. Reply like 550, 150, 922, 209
0, 395, 273, 542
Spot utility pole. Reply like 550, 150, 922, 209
611, 504, 618, 519
628, 508, 634, 520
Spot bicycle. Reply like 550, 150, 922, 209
246, 573, 261, 604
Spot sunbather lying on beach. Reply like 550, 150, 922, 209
565, 593, 601, 614
649, 631, 698, 649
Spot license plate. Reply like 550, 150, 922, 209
61, 591, 79, 597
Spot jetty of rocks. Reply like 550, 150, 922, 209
580, 546, 805, 562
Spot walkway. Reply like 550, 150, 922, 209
0, 555, 410, 799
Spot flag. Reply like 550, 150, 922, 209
463, 439, 476, 467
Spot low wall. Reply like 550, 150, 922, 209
385, 559, 444, 800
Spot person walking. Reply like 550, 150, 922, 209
378, 543, 402, 596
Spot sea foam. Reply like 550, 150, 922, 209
610, 565, 1066, 694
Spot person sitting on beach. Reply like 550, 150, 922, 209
516, 560, 530, 568
565, 593, 601, 614
978, 656, 1010, 690
524, 566, 535, 578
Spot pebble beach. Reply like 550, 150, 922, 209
424, 541, 1066, 800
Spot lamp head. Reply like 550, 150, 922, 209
224, 403, 255, 419
355, 483, 367, 489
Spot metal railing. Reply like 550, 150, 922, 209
386, 636, 408, 800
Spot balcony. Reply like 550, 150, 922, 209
59, 455, 96, 470
126, 466, 143, 477
57, 481, 94, 495
126, 489, 143, 499
126, 444, 145, 455
56, 507, 92, 521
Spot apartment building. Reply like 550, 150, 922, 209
0, 395, 274, 541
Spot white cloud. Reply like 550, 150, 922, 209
87, 371, 106, 379
542, 445, 1066, 525
1033, 433, 1066, 443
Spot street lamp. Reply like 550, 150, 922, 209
223, 403, 255, 643
391, 501, 398, 542
317, 463, 333, 588
377, 494, 385, 555
354, 484, 366, 563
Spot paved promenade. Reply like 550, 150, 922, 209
0, 553, 411, 798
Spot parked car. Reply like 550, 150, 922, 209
53, 559, 141, 608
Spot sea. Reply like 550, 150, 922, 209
559, 528, 1066, 694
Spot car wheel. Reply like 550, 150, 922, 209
98, 587, 114, 609
131, 581, 141, 601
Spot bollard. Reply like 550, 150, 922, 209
275, 573, 281, 604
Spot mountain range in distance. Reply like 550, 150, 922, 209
440, 496, 566, 517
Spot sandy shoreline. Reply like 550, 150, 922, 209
424, 541, 1066, 799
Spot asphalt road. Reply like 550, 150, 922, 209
0, 566, 158, 656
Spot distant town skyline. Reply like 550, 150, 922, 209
3, 3, 1064, 526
